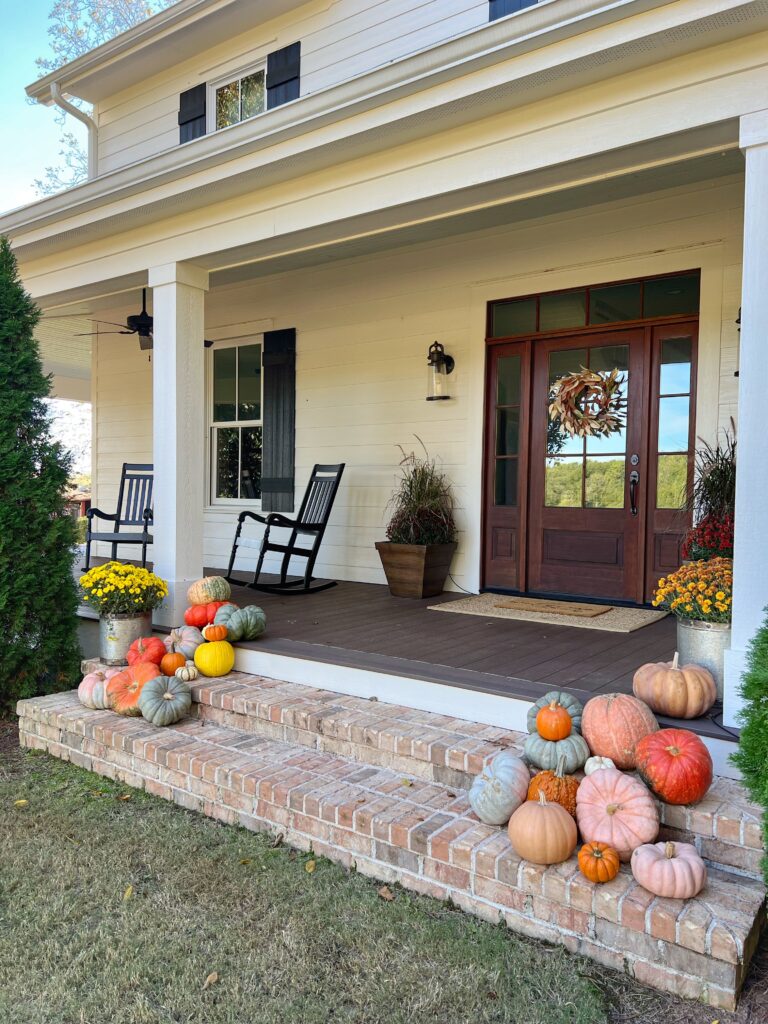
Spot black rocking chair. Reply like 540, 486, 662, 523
225, 463, 345, 594
83, 463, 153, 570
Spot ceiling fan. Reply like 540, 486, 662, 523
75, 289, 214, 351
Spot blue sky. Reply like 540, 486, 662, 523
0, 2, 87, 213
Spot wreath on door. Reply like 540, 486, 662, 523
548, 367, 626, 439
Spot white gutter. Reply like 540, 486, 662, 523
50, 83, 98, 179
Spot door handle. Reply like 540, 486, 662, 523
629, 470, 640, 517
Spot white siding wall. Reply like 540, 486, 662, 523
95, 0, 488, 175
91, 176, 744, 585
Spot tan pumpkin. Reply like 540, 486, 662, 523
507, 792, 577, 865
632, 652, 716, 720
575, 767, 659, 861
581, 693, 659, 770
527, 755, 579, 817
630, 841, 707, 899
187, 576, 231, 606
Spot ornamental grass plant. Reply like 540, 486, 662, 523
652, 557, 733, 623
385, 442, 456, 546
80, 561, 168, 616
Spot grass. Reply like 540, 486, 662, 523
0, 728, 765, 1024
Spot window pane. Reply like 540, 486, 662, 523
215, 428, 239, 499
657, 454, 688, 509
585, 456, 625, 508
548, 348, 587, 385
494, 459, 518, 506
497, 355, 521, 405
545, 458, 582, 507
496, 408, 520, 456
213, 347, 236, 421
590, 345, 629, 374
216, 81, 240, 129
491, 298, 536, 338
644, 274, 700, 317
589, 283, 641, 325
540, 290, 586, 332
586, 346, 628, 454
238, 344, 262, 420
241, 427, 262, 499
660, 336, 692, 394
658, 396, 690, 452
241, 71, 265, 120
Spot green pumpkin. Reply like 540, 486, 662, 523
526, 690, 584, 734
137, 676, 192, 728
524, 731, 589, 773
213, 603, 266, 642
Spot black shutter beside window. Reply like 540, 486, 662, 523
261, 328, 296, 512
489, 0, 538, 20
178, 83, 207, 143
267, 42, 301, 109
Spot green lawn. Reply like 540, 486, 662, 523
0, 730, 763, 1024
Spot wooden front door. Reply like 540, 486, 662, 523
482, 322, 697, 603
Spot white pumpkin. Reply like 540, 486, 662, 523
175, 662, 199, 683
469, 750, 530, 825
584, 755, 616, 776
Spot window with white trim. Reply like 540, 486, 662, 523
209, 339, 262, 503
209, 64, 266, 131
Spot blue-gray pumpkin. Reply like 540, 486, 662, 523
213, 603, 267, 642
469, 750, 530, 825
524, 731, 590, 773
526, 690, 584, 734
137, 675, 192, 727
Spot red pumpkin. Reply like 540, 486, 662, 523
126, 635, 166, 667
635, 728, 713, 805
183, 601, 235, 628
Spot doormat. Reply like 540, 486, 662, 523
429, 593, 668, 632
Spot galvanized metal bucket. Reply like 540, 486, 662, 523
99, 612, 153, 666
676, 618, 731, 701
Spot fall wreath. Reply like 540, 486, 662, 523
548, 367, 626, 439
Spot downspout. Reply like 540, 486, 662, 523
50, 82, 98, 179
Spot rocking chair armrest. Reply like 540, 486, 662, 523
237, 510, 269, 526
86, 507, 118, 522
142, 507, 153, 525
263, 513, 300, 529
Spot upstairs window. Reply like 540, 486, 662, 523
210, 67, 266, 131
490, 0, 538, 19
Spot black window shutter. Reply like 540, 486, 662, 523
489, 0, 537, 20
261, 328, 296, 512
178, 83, 206, 143
267, 42, 301, 109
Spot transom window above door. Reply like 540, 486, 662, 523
210, 66, 266, 131
209, 340, 263, 503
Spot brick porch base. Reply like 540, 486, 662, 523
17, 671, 766, 1011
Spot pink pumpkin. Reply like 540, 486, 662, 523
77, 668, 121, 710
575, 767, 659, 861
631, 841, 707, 899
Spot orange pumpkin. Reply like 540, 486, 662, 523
536, 700, 572, 741
632, 653, 716, 720
507, 792, 577, 865
578, 841, 621, 884
106, 663, 160, 717
581, 693, 659, 770
202, 623, 228, 642
527, 754, 579, 817
160, 652, 186, 677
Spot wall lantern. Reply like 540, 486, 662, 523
426, 340, 455, 401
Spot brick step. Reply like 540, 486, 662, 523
18, 691, 766, 1011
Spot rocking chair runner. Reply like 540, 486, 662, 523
225, 464, 345, 594
83, 463, 153, 570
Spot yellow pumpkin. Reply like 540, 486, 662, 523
194, 639, 235, 677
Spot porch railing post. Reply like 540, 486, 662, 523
723, 110, 768, 728
148, 262, 209, 627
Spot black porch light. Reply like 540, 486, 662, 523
426, 340, 455, 401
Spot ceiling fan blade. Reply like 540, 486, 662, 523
88, 319, 134, 329
73, 330, 127, 337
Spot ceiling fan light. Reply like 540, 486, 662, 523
138, 333, 153, 352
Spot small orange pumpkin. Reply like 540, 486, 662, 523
160, 652, 186, 677
202, 623, 228, 642
527, 754, 580, 817
578, 841, 621, 884
536, 700, 572, 741
106, 663, 160, 717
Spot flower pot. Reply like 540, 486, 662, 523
375, 541, 457, 599
99, 612, 153, 665
676, 618, 731, 702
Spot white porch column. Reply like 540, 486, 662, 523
148, 262, 209, 627
723, 109, 768, 727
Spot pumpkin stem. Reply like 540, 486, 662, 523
549, 700, 559, 711
606, 803, 620, 816
672, 651, 680, 670
537, 791, 548, 806
665, 841, 676, 859
555, 753, 567, 779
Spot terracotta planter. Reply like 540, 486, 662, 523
376, 541, 457, 599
